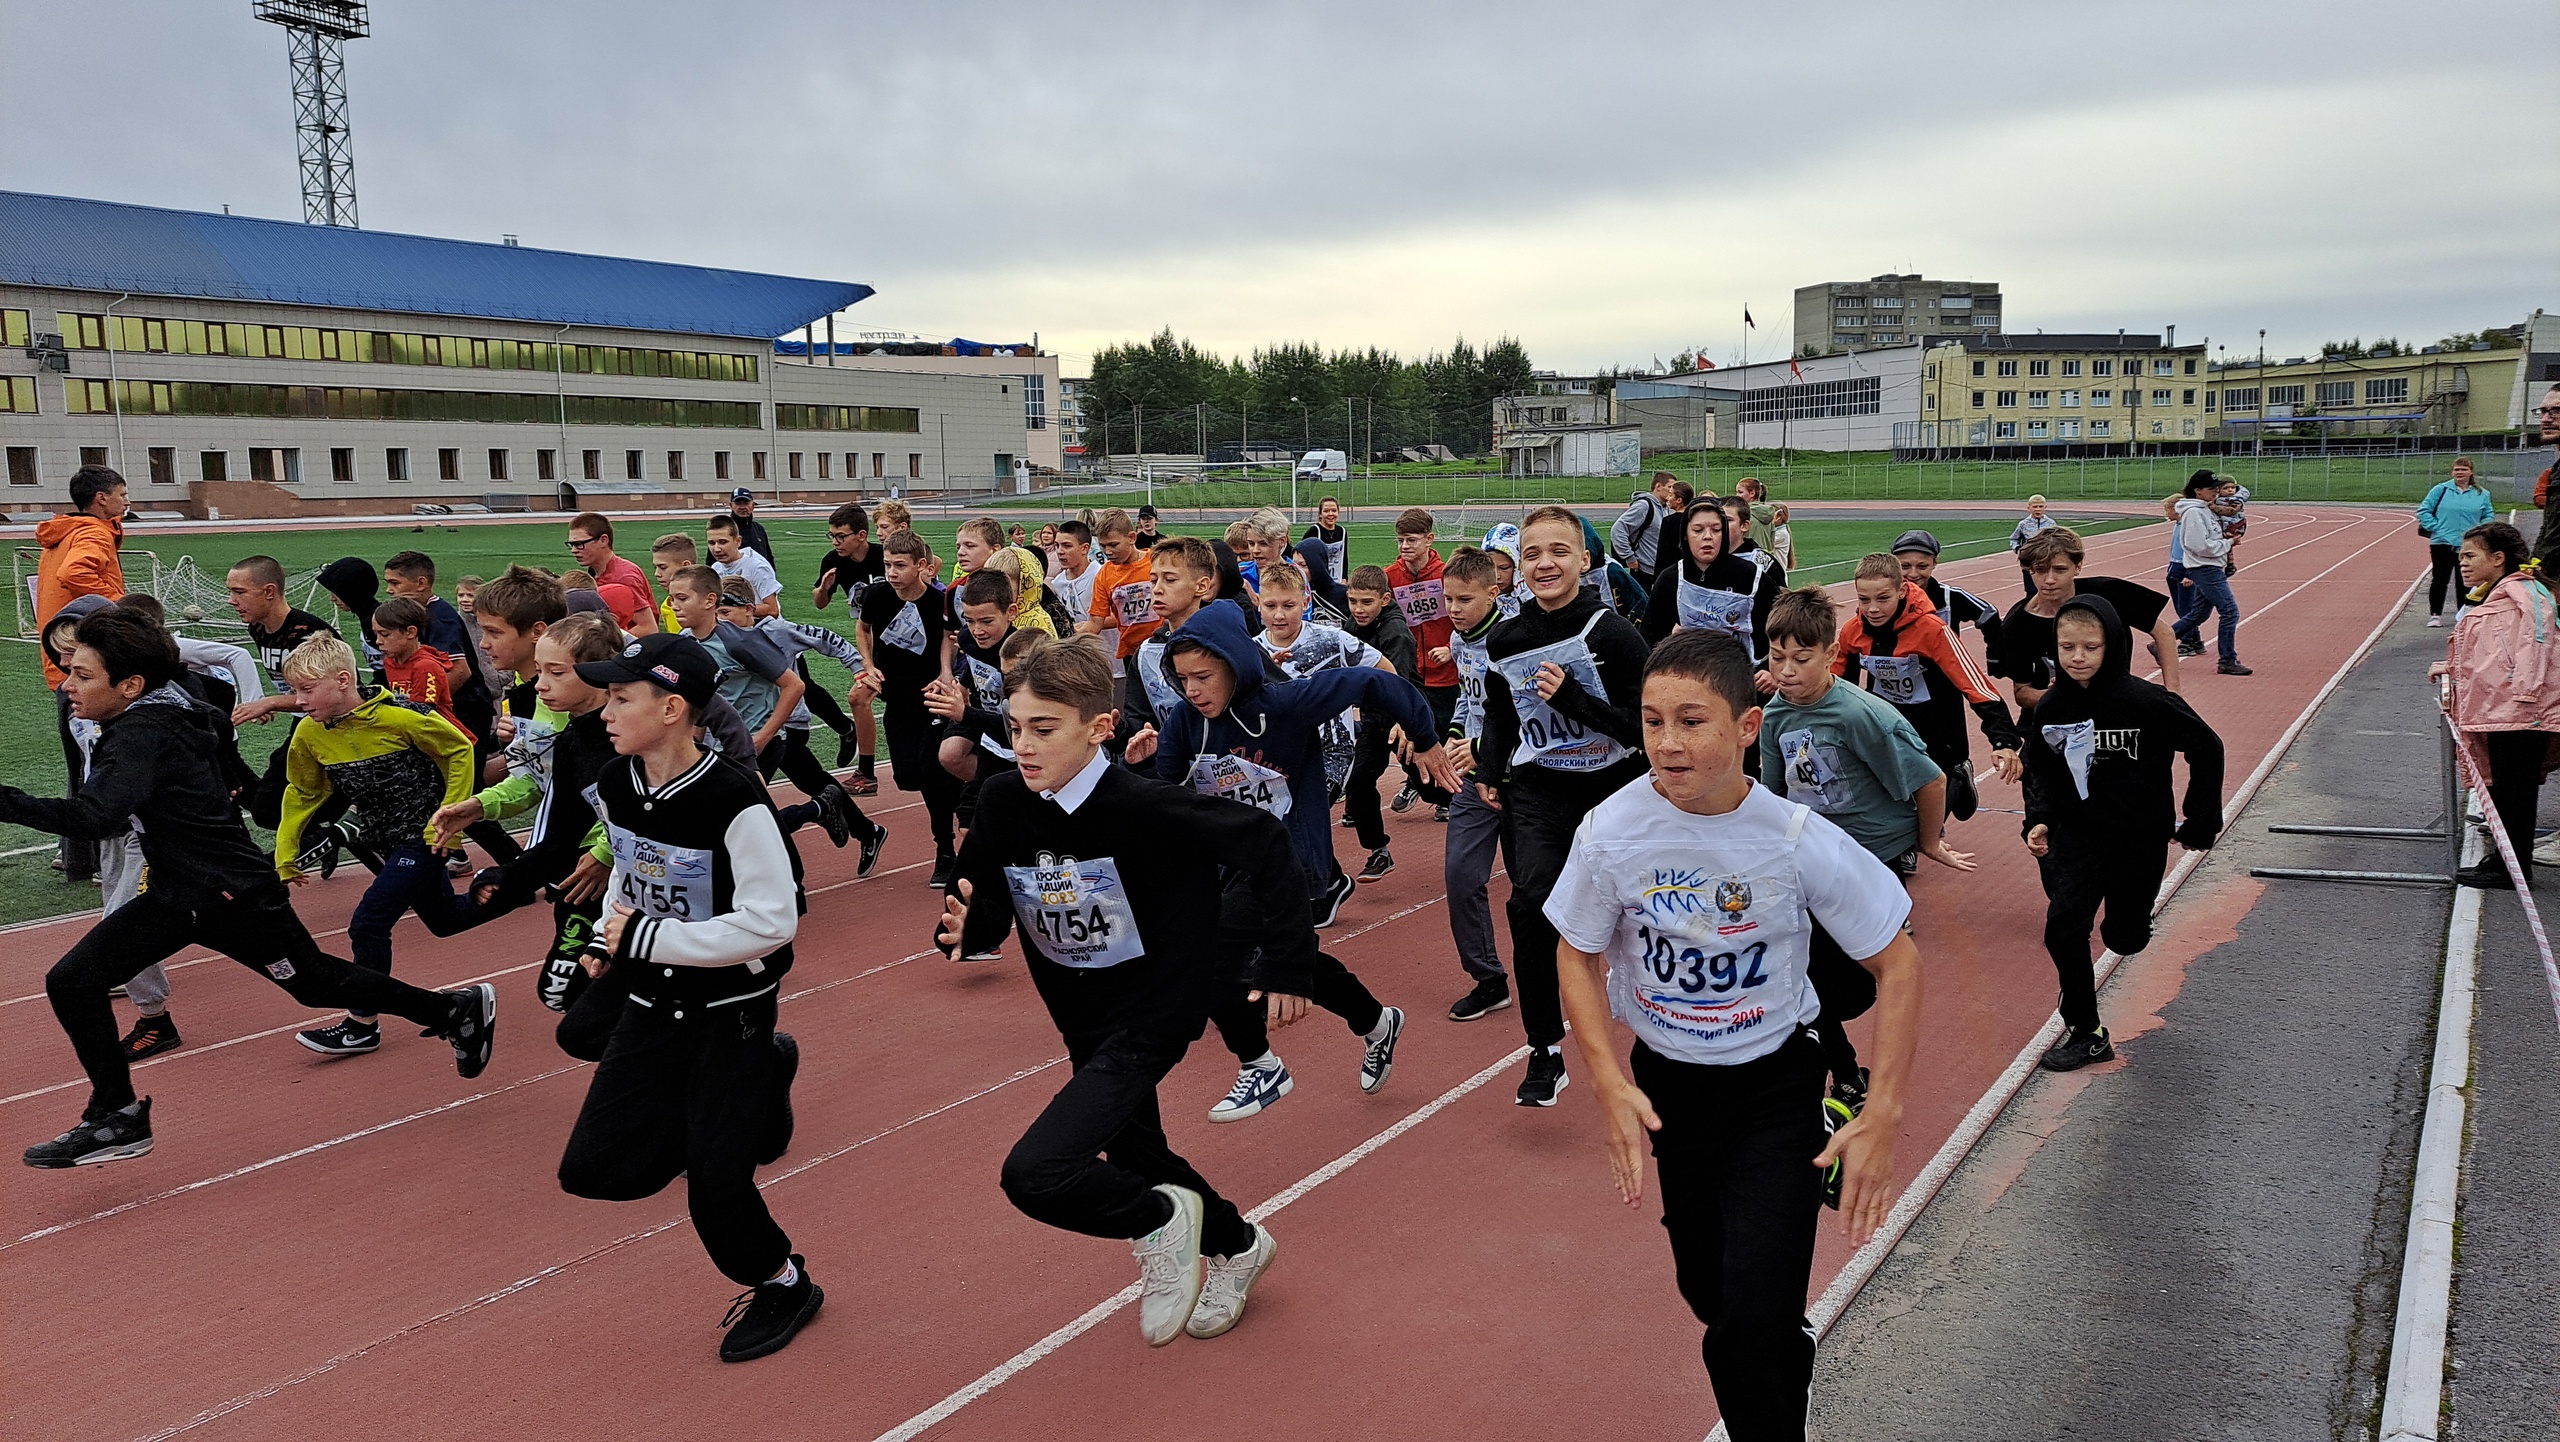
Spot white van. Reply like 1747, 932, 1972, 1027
1293, 448, 1348, 488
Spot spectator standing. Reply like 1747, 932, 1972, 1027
2418, 458, 2495, 627
2432, 520, 2560, 889
727, 488, 778, 570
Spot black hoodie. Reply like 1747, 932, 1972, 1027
1345, 597, 1419, 685
1640, 499, 1787, 659
2020, 595, 2225, 848
317, 556, 381, 633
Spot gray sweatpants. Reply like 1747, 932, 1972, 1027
1442, 781, 1507, 982
99, 834, 170, 1016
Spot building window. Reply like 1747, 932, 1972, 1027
2181, 389, 2195, 406
7, 447, 37, 485
537, 449, 556, 481
872, 453, 887, 478
81, 446, 110, 468
1994, 421, 2017, 439
773, 404, 925, 433
2027, 390, 2050, 408
385, 447, 408, 482
0, 376, 35, 413
2026, 420, 2050, 439
1835, 296, 1865, 308
2090, 420, 2112, 437
2205, 391, 2217, 413
1971, 390, 1986, 408
2061, 360, 2081, 377
2184, 359, 2198, 375
330, 447, 354, 483
789, 452, 803, 480
1997, 360, 2018, 378
1871, 296, 1903, 309
1023, 372, 1047, 430
438, 448, 460, 482
582, 450, 601, 480
1972, 315, 1997, 327
817, 451, 831, 480
50, 375, 759, 429
2268, 385, 2305, 407
2028, 360, 2051, 377
2182, 419, 2198, 436
1970, 360, 1985, 377
1834, 334, 1864, 347
714, 451, 730, 482
488, 448, 509, 481
2315, 381, 2355, 406
2059, 389, 2081, 408
2059, 420, 2080, 438
1942, 295, 1973, 310
907, 454, 922, 479
248, 447, 303, 483
201, 450, 229, 482
2, 308, 28, 347
1996, 390, 2018, 408
2224, 388, 2260, 410
2151, 389, 2172, 406
625, 450, 644, 480
667, 450, 684, 481
753, 450, 767, 481
2366, 377, 2410, 404
1836, 315, 1866, 327
1925, 394, 1937, 411
148, 446, 176, 484
2150, 420, 2167, 436
2153, 360, 2174, 376
2092, 360, 2114, 377
2091, 389, 2112, 406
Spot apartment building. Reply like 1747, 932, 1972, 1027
1912, 334, 2209, 447
1794, 275, 2002, 357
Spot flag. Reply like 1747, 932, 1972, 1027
1789, 357, 1804, 381
1743, 307, 1755, 328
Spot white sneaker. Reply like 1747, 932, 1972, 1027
1207, 1057, 1293, 1122
2534, 833, 2560, 868
1185, 1223, 1278, 1339
2426, 614, 2446, 628
1131, 1184, 1205, 1346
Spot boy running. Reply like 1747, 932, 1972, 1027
1385, 508, 1458, 815
372, 597, 468, 733
1253, 563, 1389, 802
1339, 564, 1421, 882
811, 502, 885, 785
1075, 508, 1161, 714
1887, 530, 2004, 662
936, 639, 1309, 1345
1835, 554, 2022, 823
11, 610, 494, 1167
717, 581, 883, 872
1436, 548, 1514, 1021
856, 531, 965, 885
1998, 528, 2183, 711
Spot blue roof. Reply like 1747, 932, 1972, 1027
0, 191, 871, 340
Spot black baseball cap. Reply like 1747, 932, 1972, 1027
1136, 504, 1159, 519
729, 486, 756, 503
1889, 529, 1941, 557
575, 631, 718, 707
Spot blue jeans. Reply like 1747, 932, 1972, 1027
2173, 564, 2240, 663
345, 841, 477, 1017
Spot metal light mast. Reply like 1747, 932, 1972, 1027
252, 1, 370, 228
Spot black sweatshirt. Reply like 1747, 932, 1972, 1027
1345, 604, 1419, 686
1640, 551, 1788, 659
1476, 591, 1651, 791
2020, 595, 2226, 848
952, 756, 1318, 1037
0, 683, 281, 908
483, 706, 617, 907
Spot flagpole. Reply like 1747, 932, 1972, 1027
1740, 303, 1750, 457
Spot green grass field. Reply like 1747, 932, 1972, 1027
0, 509, 2141, 923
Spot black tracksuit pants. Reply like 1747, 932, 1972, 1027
556, 987, 791, 1288
1001, 1024, 1257, 1260
2036, 828, 2169, 1033
1210, 950, 1385, 1062
2479, 728, 2547, 875
883, 704, 960, 853
760, 728, 869, 834
1503, 769, 1636, 1050
48, 886, 456, 1113
794, 656, 855, 736
1634, 1033, 1828, 1442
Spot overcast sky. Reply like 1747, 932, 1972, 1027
6, 1, 2554, 374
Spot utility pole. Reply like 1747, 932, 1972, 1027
253, 1, 369, 228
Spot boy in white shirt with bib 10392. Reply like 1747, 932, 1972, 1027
1549, 629, 1920, 1442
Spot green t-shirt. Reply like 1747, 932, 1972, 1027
1758, 677, 1943, 861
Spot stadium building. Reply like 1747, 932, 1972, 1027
0, 191, 1029, 517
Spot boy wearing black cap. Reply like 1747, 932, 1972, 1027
1888, 530, 2004, 661
1135, 504, 1162, 545
557, 630, 820, 1362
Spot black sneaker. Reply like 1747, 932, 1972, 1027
1432, 804, 1449, 823
1360, 1007, 1405, 1094
1515, 1048, 1568, 1107
24, 1097, 154, 1168
2176, 639, 2204, 658
433, 983, 498, 1079
1339, 814, 1358, 830
858, 822, 887, 880
815, 784, 854, 849
719, 1255, 824, 1362
2455, 860, 2518, 890
1829, 1065, 1871, 1117
1313, 869, 1356, 929
1448, 976, 1513, 1023
1356, 847, 1395, 884
929, 851, 956, 889
1391, 785, 1419, 814
2039, 1026, 2114, 1072
761, 1032, 799, 1166
1946, 761, 1978, 823
2217, 660, 2254, 676
835, 732, 863, 770
295, 1018, 381, 1056
122, 1013, 183, 1061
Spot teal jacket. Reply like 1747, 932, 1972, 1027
2418, 479, 2495, 548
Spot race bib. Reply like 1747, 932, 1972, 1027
1778, 728, 1847, 812
1110, 580, 1155, 628
1393, 577, 1447, 629
878, 601, 928, 656
1004, 855, 1145, 968
1326, 537, 1347, 583
1859, 654, 1932, 707
1491, 614, 1629, 773
1137, 640, 1182, 723
1188, 752, 1293, 818
1676, 578, 1755, 642
2042, 720, 2097, 799
1614, 864, 1807, 1061
1453, 635, 1491, 740
607, 825, 715, 921
962, 654, 1005, 713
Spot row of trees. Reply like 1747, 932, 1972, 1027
1079, 330, 1537, 460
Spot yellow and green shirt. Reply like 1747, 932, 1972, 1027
275, 688, 477, 879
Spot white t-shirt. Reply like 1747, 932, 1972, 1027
1545, 778, 1908, 1067
714, 550, 783, 603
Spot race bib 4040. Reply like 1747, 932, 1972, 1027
1004, 854, 1146, 968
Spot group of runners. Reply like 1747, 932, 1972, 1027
10, 467, 2243, 1436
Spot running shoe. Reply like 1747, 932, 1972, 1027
2454, 860, 2518, 891
1313, 869, 1355, 929
1946, 761, 1978, 823
2176, 639, 2204, 658
760, 1032, 799, 1166
443, 848, 476, 877
1390, 785, 1419, 814
435, 983, 498, 1079
858, 821, 887, 879
1132, 1185, 1206, 1347
1186, 1224, 1278, 1340
719, 1255, 824, 1363
2217, 660, 2254, 676
1339, 814, 1358, 829
1448, 976, 1512, 1023
835, 731, 863, 769
121, 1014, 182, 1061
1432, 803, 1449, 823
929, 851, 956, 889
815, 784, 854, 849
963, 948, 1003, 962
296, 1018, 381, 1056
1360, 1007, 1405, 1094
1820, 1092, 1855, 1210
1515, 1048, 1568, 1107
1830, 1065, 1871, 1117
2426, 615, 2446, 628
23, 1097, 153, 1169
2038, 1025, 2114, 1072
1208, 1058, 1293, 1122
1356, 846, 1395, 884
846, 771, 878, 797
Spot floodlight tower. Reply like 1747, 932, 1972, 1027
252, 1, 370, 228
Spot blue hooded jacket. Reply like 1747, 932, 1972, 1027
1154, 598, 1435, 883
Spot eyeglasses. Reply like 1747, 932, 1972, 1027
566, 536, 601, 550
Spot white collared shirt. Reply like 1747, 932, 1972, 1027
1040, 747, 1112, 814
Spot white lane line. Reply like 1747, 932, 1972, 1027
131, 1058, 1070, 1442
868, 1043, 1535, 1442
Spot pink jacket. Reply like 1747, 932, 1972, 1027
2448, 571, 2560, 733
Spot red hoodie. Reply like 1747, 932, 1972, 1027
1831, 580, 2000, 705
1386, 550, 1455, 689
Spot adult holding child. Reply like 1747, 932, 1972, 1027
2429, 521, 2560, 889
2416, 457, 2494, 627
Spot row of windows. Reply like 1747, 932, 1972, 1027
46, 310, 760, 383
1972, 357, 2191, 379
2215, 378, 2407, 409
4, 442, 931, 487
773, 403, 924, 433
60, 376, 762, 428
1740, 374, 1882, 424
1970, 388, 2187, 409
1976, 418, 2199, 441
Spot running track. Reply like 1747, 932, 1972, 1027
0, 506, 2422, 1441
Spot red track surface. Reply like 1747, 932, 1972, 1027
0, 506, 2419, 1442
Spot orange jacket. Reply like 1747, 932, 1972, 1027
35, 512, 125, 685
1831, 580, 2000, 704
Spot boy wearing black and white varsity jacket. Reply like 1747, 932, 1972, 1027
554, 632, 823, 1365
